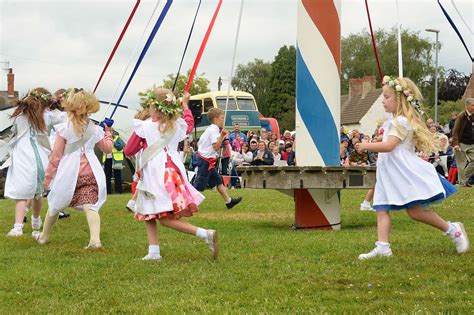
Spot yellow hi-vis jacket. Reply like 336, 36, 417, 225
102, 135, 124, 163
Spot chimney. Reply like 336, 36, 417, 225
7, 68, 14, 98
349, 75, 376, 99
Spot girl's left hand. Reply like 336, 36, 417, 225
42, 181, 49, 190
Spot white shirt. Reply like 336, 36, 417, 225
198, 124, 220, 158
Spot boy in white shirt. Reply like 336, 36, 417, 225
193, 108, 242, 209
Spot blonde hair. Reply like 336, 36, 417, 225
146, 87, 180, 135
208, 107, 224, 123
134, 108, 151, 121
391, 77, 439, 154
62, 89, 99, 136
11, 87, 49, 132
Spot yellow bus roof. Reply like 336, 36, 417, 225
190, 90, 255, 100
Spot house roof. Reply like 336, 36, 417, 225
341, 88, 382, 125
0, 91, 19, 110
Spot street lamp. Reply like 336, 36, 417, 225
425, 28, 440, 124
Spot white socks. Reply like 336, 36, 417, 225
143, 245, 162, 260
13, 223, 23, 232
31, 216, 42, 230
225, 197, 231, 204
195, 228, 208, 240
445, 222, 456, 236
375, 241, 391, 253
84, 207, 101, 247
361, 200, 371, 207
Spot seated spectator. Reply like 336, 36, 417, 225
229, 123, 247, 143
251, 141, 274, 166
268, 141, 275, 152
282, 142, 296, 166
232, 142, 253, 166
249, 139, 258, 154
272, 145, 281, 161
278, 140, 285, 153
349, 138, 369, 166
340, 140, 349, 165
232, 133, 244, 152
259, 128, 269, 144
429, 134, 454, 177
281, 130, 294, 143
271, 133, 279, 143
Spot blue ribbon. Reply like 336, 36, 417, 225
172, 0, 202, 92
437, 0, 473, 62
109, 0, 173, 119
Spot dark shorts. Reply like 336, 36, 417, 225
193, 156, 223, 191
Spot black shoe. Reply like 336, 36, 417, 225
23, 216, 27, 223
226, 197, 242, 209
58, 211, 70, 219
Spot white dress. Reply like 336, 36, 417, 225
45, 109, 67, 147
133, 118, 205, 215
373, 115, 448, 210
46, 121, 107, 215
4, 114, 49, 199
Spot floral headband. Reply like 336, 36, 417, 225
382, 75, 421, 111
139, 90, 182, 117
29, 90, 53, 103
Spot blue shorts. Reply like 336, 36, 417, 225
193, 156, 223, 191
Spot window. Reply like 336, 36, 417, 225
203, 98, 214, 113
216, 97, 237, 110
237, 97, 256, 110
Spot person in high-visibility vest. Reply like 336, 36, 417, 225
102, 130, 125, 194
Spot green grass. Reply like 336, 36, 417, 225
0, 188, 473, 313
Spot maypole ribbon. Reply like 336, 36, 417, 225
396, 0, 403, 77
185, 0, 223, 93
93, 0, 141, 94
450, 0, 473, 34
172, 0, 202, 92
102, 0, 162, 120
223, 0, 244, 122
364, 0, 383, 82
107, 0, 173, 122
438, 0, 473, 62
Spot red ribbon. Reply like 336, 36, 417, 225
93, 0, 141, 93
365, 0, 383, 82
185, 0, 223, 93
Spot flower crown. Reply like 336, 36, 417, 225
29, 90, 53, 103
382, 75, 422, 111
139, 90, 182, 117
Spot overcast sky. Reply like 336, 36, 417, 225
0, 0, 472, 108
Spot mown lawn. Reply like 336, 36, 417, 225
0, 188, 472, 313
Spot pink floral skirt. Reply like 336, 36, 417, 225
70, 173, 98, 207
134, 160, 198, 221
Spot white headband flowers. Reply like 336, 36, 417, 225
382, 75, 421, 111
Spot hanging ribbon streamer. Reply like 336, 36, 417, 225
396, 0, 403, 77
108, 0, 173, 120
102, 0, 162, 119
223, 0, 244, 124
185, 0, 223, 93
172, 0, 202, 92
438, 0, 474, 61
450, 0, 473, 34
93, 0, 141, 94
364, 0, 383, 82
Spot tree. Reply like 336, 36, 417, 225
162, 69, 210, 95
438, 69, 470, 102
231, 59, 272, 116
341, 28, 441, 105
268, 45, 296, 130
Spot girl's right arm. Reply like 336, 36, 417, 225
124, 132, 146, 157
356, 136, 401, 153
44, 136, 66, 188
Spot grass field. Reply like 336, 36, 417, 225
0, 188, 472, 313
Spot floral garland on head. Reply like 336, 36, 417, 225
29, 90, 53, 103
382, 75, 422, 112
138, 89, 182, 117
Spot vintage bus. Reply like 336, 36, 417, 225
188, 91, 277, 135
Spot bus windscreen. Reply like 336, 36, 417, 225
236, 97, 257, 110
216, 97, 238, 110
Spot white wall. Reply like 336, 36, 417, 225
347, 93, 386, 136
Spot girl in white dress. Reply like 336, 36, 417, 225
123, 87, 218, 261
36, 89, 113, 249
355, 76, 469, 260
3, 88, 52, 237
